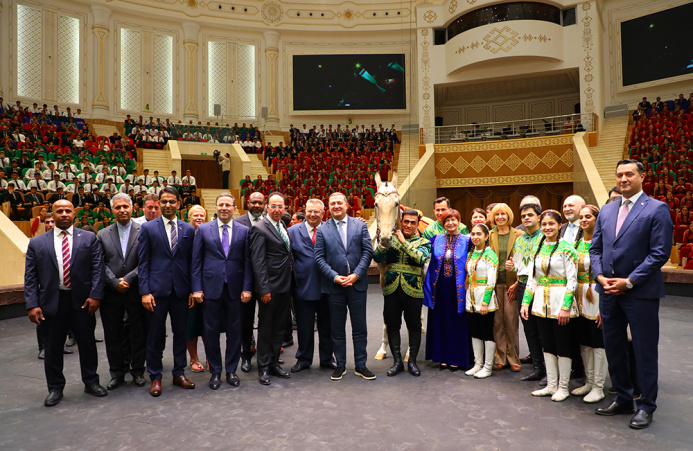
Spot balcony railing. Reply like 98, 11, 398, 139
430, 113, 597, 144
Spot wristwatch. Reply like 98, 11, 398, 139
625, 278, 634, 290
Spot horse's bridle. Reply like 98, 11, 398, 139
374, 187, 401, 243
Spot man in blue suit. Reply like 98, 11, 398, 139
191, 193, 253, 390
288, 198, 334, 373
138, 187, 196, 396
314, 192, 374, 380
591, 159, 673, 429
25, 199, 107, 407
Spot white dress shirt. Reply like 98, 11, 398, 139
183, 176, 196, 186
54, 226, 74, 290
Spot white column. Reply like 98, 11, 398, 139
90, 5, 111, 118
417, 27, 434, 144
264, 30, 280, 129
182, 22, 200, 120
578, 1, 602, 132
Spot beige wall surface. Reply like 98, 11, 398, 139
0, 212, 29, 286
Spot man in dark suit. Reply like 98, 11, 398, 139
24, 199, 107, 407
138, 187, 196, 396
192, 193, 253, 389
287, 198, 334, 373
591, 159, 673, 429
314, 192, 374, 381
249, 192, 293, 385
98, 193, 147, 390
235, 191, 265, 373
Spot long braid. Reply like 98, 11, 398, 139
545, 240, 559, 277
532, 235, 546, 279
574, 228, 584, 250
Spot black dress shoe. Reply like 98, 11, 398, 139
63, 346, 74, 355
259, 369, 271, 385
291, 363, 309, 373
241, 357, 251, 373
107, 376, 125, 390
44, 391, 63, 407
520, 369, 546, 382
520, 355, 532, 364
38, 349, 45, 360
355, 366, 376, 380
281, 339, 294, 348
209, 374, 221, 390
387, 361, 404, 377
226, 372, 240, 387
595, 400, 636, 416
629, 410, 653, 429
84, 384, 108, 397
331, 367, 346, 380
408, 360, 421, 377
133, 375, 146, 387
65, 337, 76, 347
269, 366, 291, 379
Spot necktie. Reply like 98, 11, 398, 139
62, 231, 71, 288
222, 224, 230, 257
338, 220, 347, 249
615, 199, 631, 236
170, 220, 178, 251
276, 222, 290, 251
311, 227, 317, 245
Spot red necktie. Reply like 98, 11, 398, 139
62, 231, 71, 288
311, 227, 316, 245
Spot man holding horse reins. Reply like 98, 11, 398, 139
373, 209, 431, 377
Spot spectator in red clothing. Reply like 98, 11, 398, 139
652, 180, 668, 198
673, 178, 688, 196
679, 166, 692, 184
678, 223, 693, 267
676, 206, 692, 228
681, 192, 693, 209
643, 168, 657, 185
665, 191, 679, 209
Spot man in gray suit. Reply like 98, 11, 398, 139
314, 192, 374, 381
98, 193, 147, 389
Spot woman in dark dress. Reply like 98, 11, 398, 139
423, 209, 473, 371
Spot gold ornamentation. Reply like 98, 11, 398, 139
468, 155, 486, 173
487, 154, 503, 171
437, 157, 453, 174
523, 152, 541, 170
435, 135, 573, 153
543, 150, 559, 169
483, 26, 519, 54
453, 156, 469, 172
448, 0, 458, 15
423, 10, 437, 24
561, 148, 573, 166
504, 153, 522, 171
437, 173, 573, 187
262, 1, 284, 23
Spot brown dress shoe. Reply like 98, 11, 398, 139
493, 364, 504, 371
510, 364, 522, 372
172, 375, 195, 389
150, 380, 162, 397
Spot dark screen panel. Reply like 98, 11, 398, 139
292, 54, 406, 111
621, 3, 693, 86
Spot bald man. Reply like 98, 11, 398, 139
559, 195, 585, 243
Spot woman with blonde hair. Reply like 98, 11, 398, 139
488, 203, 524, 371
187, 205, 208, 372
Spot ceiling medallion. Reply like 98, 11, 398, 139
262, 1, 284, 23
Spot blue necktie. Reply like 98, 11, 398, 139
338, 220, 347, 249
170, 221, 177, 251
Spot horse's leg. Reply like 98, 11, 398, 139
375, 324, 388, 359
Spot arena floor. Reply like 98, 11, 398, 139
0, 286, 691, 450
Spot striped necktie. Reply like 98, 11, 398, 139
276, 222, 290, 251
170, 220, 178, 251
62, 231, 71, 288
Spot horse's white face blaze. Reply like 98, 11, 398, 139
374, 180, 400, 248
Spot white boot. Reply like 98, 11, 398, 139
571, 346, 594, 396
465, 338, 484, 376
532, 353, 558, 396
375, 325, 388, 360
551, 356, 572, 402
584, 348, 606, 403
474, 341, 496, 379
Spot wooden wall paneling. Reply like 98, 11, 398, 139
181, 158, 223, 189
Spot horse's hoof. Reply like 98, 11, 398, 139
375, 352, 387, 360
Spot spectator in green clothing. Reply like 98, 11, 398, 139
421, 196, 469, 239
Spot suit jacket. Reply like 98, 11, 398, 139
137, 216, 195, 298
314, 216, 373, 294
590, 194, 673, 299
25, 192, 42, 206
489, 227, 524, 286
24, 228, 105, 318
249, 217, 294, 296
236, 211, 261, 229
191, 220, 253, 299
558, 221, 580, 241
288, 222, 323, 301
98, 221, 141, 302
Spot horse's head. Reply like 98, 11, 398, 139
374, 173, 400, 248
